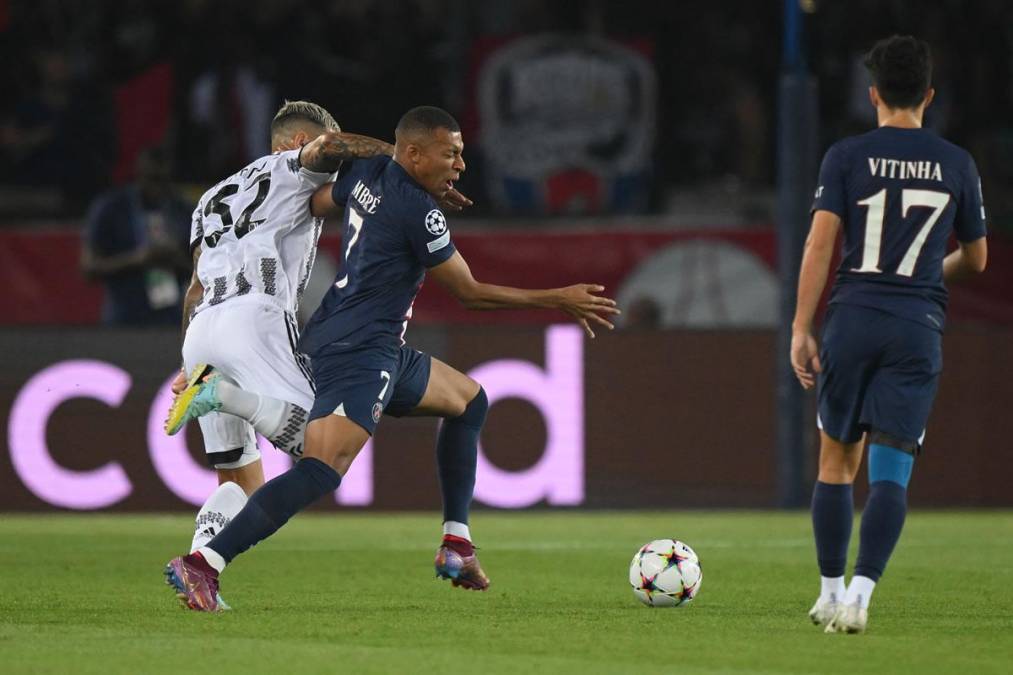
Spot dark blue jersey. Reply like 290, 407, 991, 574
812, 126, 986, 331
299, 156, 456, 355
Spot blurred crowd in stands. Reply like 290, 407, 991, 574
0, 0, 1010, 227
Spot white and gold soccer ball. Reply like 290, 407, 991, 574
629, 539, 702, 607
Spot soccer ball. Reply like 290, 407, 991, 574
629, 539, 702, 607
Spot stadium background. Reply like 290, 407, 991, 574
2, 0, 1012, 512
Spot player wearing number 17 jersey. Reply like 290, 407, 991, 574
791, 36, 988, 634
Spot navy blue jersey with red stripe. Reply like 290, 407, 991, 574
812, 126, 986, 331
299, 156, 456, 355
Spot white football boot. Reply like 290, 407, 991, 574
808, 596, 839, 627
825, 601, 868, 634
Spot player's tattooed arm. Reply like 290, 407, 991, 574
428, 251, 621, 338
309, 178, 472, 217
300, 132, 394, 173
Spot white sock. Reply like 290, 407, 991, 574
844, 575, 876, 609
215, 379, 261, 420
197, 546, 227, 573
443, 521, 471, 541
216, 380, 307, 456
820, 575, 846, 604
190, 481, 248, 553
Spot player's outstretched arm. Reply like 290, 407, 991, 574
300, 131, 394, 174
790, 209, 841, 390
428, 251, 620, 338
943, 237, 987, 282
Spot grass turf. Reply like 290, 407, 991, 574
1, 511, 1011, 674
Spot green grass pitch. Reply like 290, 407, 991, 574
2, 511, 1011, 674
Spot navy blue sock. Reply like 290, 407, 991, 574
854, 481, 908, 582
207, 457, 341, 564
811, 481, 853, 577
436, 388, 487, 524
855, 444, 913, 582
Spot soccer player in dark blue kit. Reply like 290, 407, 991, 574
791, 36, 988, 634
164, 106, 620, 611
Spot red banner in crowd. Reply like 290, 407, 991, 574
0, 227, 1010, 326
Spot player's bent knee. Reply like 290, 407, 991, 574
303, 415, 370, 475
208, 447, 259, 470
459, 386, 488, 426
817, 433, 863, 483
418, 359, 480, 418
217, 462, 265, 495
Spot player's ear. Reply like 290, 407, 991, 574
292, 131, 311, 147
407, 142, 423, 165
923, 88, 936, 109
868, 86, 880, 109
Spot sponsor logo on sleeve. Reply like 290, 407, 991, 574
427, 232, 451, 253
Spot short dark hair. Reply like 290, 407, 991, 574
395, 106, 460, 136
864, 35, 932, 110
270, 100, 339, 142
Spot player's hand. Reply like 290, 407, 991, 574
790, 331, 821, 390
438, 187, 473, 212
171, 368, 188, 395
556, 284, 620, 339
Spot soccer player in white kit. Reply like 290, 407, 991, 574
171, 101, 396, 583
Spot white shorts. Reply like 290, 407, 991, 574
182, 296, 315, 468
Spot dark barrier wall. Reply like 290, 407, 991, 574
1, 327, 1011, 511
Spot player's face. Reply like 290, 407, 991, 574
415, 128, 466, 199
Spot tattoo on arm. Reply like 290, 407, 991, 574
301, 132, 394, 173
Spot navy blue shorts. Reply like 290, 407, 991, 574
308, 343, 432, 434
817, 304, 942, 445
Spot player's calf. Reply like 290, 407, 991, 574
435, 387, 486, 526
810, 479, 852, 627
167, 368, 310, 458
216, 384, 309, 458
190, 481, 248, 554
850, 435, 915, 611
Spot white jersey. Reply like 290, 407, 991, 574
189, 149, 334, 317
